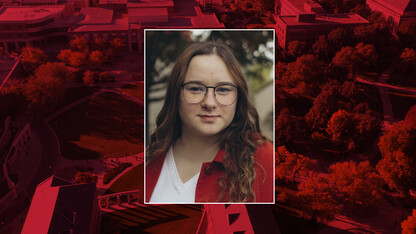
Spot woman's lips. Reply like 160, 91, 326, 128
198, 115, 219, 121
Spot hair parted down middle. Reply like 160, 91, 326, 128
147, 41, 265, 202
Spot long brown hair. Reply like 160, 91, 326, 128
147, 41, 265, 202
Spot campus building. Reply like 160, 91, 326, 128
280, 0, 325, 15
69, 1, 224, 52
366, 0, 416, 30
22, 176, 101, 234
275, 13, 369, 48
0, 5, 75, 51
0, 0, 224, 52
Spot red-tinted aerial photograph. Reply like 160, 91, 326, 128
0, 0, 415, 233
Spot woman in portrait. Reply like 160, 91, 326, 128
146, 41, 273, 203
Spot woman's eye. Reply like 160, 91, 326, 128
216, 87, 231, 94
186, 85, 204, 92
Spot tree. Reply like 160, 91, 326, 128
398, 21, 416, 47
332, 46, 357, 74
398, 48, 416, 73
355, 42, 378, 70
34, 62, 72, 82
146, 31, 192, 89
404, 105, 416, 125
327, 28, 350, 54
401, 48, 416, 63
332, 43, 377, 74
275, 108, 296, 147
57, 49, 72, 64
24, 74, 65, 111
89, 50, 106, 67
275, 146, 316, 182
83, 70, 97, 85
68, 51, 88, 67
296, 175, 337, 222
290, 54, 324, 84
92, 37, 107, 51
402, 210, 416, 234
70, 36, 89, 52
353, 25, 375, 44
280, 54, 325, 95
326, 109, 355, 145
110, 37, 126, 54
326, 108, 378, 152
286, 40, 306, 58
328, 161, 384, 211
20, 47, 48, 75
377, 122, 416, 195
305, 86, 339, 131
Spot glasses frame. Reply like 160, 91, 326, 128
181, 82, 238, 106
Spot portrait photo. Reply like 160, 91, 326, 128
144, 29, 275, 204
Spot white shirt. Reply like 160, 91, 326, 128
149, 146, 200, 203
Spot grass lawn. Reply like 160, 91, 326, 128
101, 205, 203, 234
388, 91, 416, 121
121, 83, 144, 101
51, 91, 144, 160
105, 163, 143, 195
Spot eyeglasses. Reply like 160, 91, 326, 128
181, 82, 238, 106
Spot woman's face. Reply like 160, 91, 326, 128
179, 54, 237, 138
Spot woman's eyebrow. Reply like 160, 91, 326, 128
215, 81, 236, 86
185, 80, 236, 86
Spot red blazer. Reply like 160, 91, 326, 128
145, 140, 274, 203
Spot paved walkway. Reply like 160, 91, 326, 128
356, 62, 401, 130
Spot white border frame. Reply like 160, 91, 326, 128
144, 28, 275, 205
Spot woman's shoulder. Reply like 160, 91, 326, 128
251, 134, 273, 156
253, 139, 273, 161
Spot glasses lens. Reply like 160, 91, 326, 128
183, 83, 206, 103
182, 83, 238, 105
215, 85, 237, 105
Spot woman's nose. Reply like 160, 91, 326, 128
201, 88, 217, 108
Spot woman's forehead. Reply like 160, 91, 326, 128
184, 55, 237, 85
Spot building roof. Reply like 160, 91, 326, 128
21, 0, 57, 3
128, 7, 168, 23
126, 0, 173, 8
279, 13, 369, 26
191, 14, 225, 28
132, 14, 224, 28
71, 16, 128, 31
369, 0, 416, 14
0, 6, 65, 22
22, 176, 97, 234
99, 0, 126, 4
287, 0, 322, 12
78, 7, 113, 24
